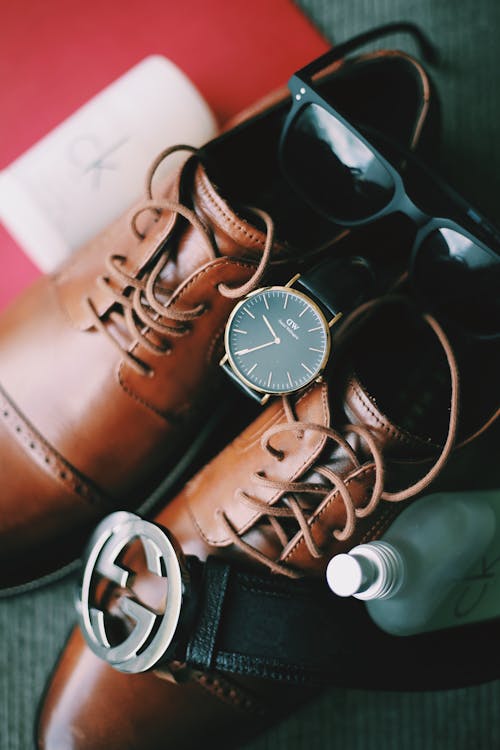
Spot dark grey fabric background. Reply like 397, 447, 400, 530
1, 1, 499, 748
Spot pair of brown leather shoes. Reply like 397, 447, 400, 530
0, 44, 436, 590
1, 38, 498, 750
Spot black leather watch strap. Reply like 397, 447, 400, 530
295, 254, 375, 319
165, 556, 369, 685
220, 358, 264, 403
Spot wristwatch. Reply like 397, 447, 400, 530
220, 254, 374, 403
76, 512, 368, 685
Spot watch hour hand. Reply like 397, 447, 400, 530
262, 314, 279, 341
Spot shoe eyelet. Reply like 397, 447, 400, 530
267, 446, 285, 461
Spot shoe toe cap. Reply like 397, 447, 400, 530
37, 628, 260, 750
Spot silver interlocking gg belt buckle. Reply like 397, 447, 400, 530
77, 511, 189, 674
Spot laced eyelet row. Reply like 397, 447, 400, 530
84, 145, 277, 377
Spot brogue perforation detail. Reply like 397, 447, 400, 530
0, 384, 113, 508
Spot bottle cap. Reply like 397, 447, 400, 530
326, 553, 372, 597
327, 541, 405, 600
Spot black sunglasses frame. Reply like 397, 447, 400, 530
278, 28, 500, 340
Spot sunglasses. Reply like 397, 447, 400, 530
279, 23, 500, 341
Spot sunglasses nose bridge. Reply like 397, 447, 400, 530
397, 192, 429, 228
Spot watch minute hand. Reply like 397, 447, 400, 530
236, 339, 278, 356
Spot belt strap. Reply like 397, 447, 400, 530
170, 556, 369, 685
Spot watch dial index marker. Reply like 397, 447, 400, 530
226, 286, 329, 396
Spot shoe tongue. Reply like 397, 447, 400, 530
193, 164, 285, 259
342, 371, 442, 460
132, 157, 284, 275
152, 163, 286, 293
335, 300, 453, 461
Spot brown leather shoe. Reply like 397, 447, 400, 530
37, 298, 500, 750
0, 48, 435, 590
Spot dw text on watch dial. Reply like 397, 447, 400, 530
225, 287, 330, 394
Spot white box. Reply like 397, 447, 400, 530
0, 56, 217, 271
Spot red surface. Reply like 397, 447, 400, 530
0, 0, 328, 309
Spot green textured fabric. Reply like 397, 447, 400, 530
1, 1, 499, 749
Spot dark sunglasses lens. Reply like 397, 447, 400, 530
283, 103, 395, 221
413, 227, 500, 337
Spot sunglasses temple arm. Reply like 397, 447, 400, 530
296, 22, 439, 82
358, 122, 500, 251
464, 208, 500, 248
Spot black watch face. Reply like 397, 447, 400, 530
225, 287, 330, 394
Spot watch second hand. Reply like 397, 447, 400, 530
236, 339, 279, 356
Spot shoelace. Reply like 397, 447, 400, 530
217, 296, 462, 578
85, 145, 275, 376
